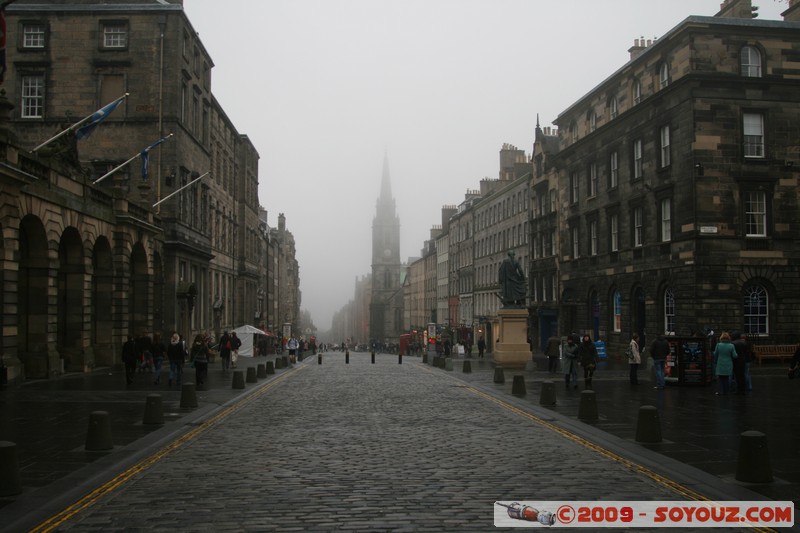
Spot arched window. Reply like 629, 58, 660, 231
664, 287, 675, 335
743, 284, 768, 336
741, 45, 762, 78
659, 62, 670, 89
609, 97, 618, 120
588, 109, 597, 132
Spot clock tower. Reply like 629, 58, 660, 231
370, 154, 402, 345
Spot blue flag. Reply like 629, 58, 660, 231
75, 96, 126, 140
140, 134, 171, 180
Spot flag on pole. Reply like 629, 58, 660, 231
140, 134, 171, 181
74, 95, 126, 140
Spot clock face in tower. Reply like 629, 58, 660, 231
383, 248, 391, 258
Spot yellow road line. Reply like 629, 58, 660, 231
30, 367, 304, 533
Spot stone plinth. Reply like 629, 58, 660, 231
492, 308, 531, 370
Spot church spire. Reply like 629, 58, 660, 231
380, 152, 392, 201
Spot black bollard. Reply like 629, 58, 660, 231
371, 351, 375, 364
577, 390, 598, 422
85, 411, 113, 451
143, 394, 164, 425
246, 366, 257, 383
462, 360, 472, 373
180, 382, 198, 408
257, 364, 267, 379
318, 353, 322, 365
635, 405, 662, 443
511, 375, 526, 397
266, 360, 275, 374
493, 366, 505, 384
232, 370, 245, 389
346, 350, 350, 364
736, 431, 773, 483
0, 441, 22, 496
399, 353, 402, 364
539, 380, 556, 406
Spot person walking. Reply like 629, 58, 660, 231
731, 332, 750, 394
545, 335, 561, 374
151, 333, 166, 385
628, 333, 642, 385
167, 333, 185, 387
477, 336, 486, 359
713, 331, 738, 395
287, 337, 299, 364
219, 330, 232, 372
577, 334, 598, 389
122, 335, 138, 385
190, 334, 210, 386
562, 335, 579, 389
230, 331, 242, 368
650, 334, 670, 390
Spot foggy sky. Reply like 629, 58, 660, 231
184, 0, 788, 333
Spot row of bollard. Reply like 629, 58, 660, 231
487, 365, 773, 484
1, 358, 298, 497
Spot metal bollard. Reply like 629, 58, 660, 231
180, 382, 198, 408
346, 350, 350, 364
246, 366, 257, 383
143, 394, 164, 425
635, 405, 662, 443
257, 364, 267, 379
318, 353, 322, 365
493, 366, 505, 384
462, 360, 472, 373
736, 431, 773, 483
0, 441, 22, 496
511, 375, 526, 396
231, 370, 245, 389
444, 357, 452, 371
371, 351, 375, 364
266, 360, 275, 374
539, 380, 556, 406
85, 411, 113, 451
577, 390, 598, 422
399, 353, 403, 364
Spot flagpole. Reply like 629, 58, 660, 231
31, 93, 129, 153
152, 171, 209, 208
93, 132, 173, 185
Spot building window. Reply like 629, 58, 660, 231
660, 198, 672, 242
588, 110, 597, 132
613, 290, 622, 333
745, 190, 767, 237
549, 189, 557, 212
741, 45, 762, 78
743, 112, 764, 158
571, 226, 580, 259
21, 75, 44, 118
743, 284, 768, 336
633, 207, 643, 247
632, 79, 642, 105
610, 213, 619, 252
570, 172, 579, 204
609, 151, 619, 189
551, 274, 558, 302
659, 62, 670, 89
664, 287, 675, 335
550, 228, 556, 256
22, 24, 46, 48
102, 22, 128, 49
660, 125, 671, 167
633, 139, 643, 179
589, 220, 598, 256
609, 97, 618, 120
588, 163, 597, 197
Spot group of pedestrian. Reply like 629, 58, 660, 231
712, 331, 753, 395
218, 330, 242, 372
557, 333, 598, 390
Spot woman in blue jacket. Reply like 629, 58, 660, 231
713, 331, 738, 395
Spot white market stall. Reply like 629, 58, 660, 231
231, 324, 267, 357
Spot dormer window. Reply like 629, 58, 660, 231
741, 45, 762, 78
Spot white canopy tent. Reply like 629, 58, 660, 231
231, 325, 267, 357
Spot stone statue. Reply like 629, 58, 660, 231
498, 250, 527, 308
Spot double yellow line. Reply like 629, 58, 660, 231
30, 367, 303, 533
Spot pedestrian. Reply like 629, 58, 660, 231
650, 334, 671, 390
562, 335, 579, 389
713, 331, 737, 395
167, 332, 185, 387
219, 330, 232, 372
731, 332, 751, 394
230, 331, 242, 368
477, 336, 486, 358
287, 337, 299, 364
136, 333, 153, 374
545, 335, 561, 373
122, 335, 138, 385
628, 333, 641, 385
190, 334, 210, 386
151, 333, 166, 385
577, 334, 598, 389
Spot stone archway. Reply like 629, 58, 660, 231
18, 215, 51, 378
92, 237, 114, 366
58, 227, 86, 371
129, 242, 150, 337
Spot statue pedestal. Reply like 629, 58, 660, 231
492, 308, 531, 370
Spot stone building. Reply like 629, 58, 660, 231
0, 0, 299, 381
529, 0, 800, 356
